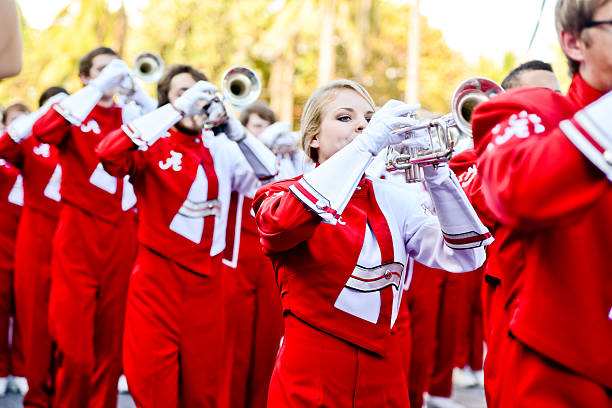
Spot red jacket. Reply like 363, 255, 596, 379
0, 133, 61, 218
32, 105, 133, 224
0, 161, 22, 240
471, 74, 612, 388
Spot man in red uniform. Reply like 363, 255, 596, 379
31, 46, 154, 407
1, 87, 67, 405
96, 64, 278, 407
0, 104, 28, 397
470, 0, 612, 405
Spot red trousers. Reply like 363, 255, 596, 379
224, 237, 283, 408
429, 271, 474, 398
404, 264, 445, 408
123, 245, 226, 408
488, 333, 612, 408
49, 204, 136, 408
268, 314, 410, 407
14, 207, 58, 407
453, 267, 484, 371
0, 205, 23, 378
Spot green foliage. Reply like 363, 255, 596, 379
2, 0, 517, 119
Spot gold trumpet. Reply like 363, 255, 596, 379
386, 77, 503, 182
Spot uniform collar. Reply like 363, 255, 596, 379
169, 127, 203, 147
567, 73, 605, 109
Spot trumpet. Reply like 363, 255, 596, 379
386, 77, 503, 182
118, 52, 164, 97
203, 66, 262, 129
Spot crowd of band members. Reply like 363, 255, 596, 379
0, 0, 611, 407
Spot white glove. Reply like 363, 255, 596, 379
395, 127, 434, 150
173, 80, 218, 118
258, 122, 291, 147
90, 59, 131, 93
8, 92, 68, 142
354, 100, 420, 155
130, 81, 158, 114
223, 114, 247, 142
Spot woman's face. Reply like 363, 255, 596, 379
310, 88, 374, 164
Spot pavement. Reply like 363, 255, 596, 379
0, 385, 487, 407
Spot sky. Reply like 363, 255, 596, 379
16, 0, 560, 64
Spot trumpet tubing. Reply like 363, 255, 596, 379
221, 66, 261, 109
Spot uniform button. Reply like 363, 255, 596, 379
385, 270, 392, 280
195, 138, 200, 143
315, 200, 326, 210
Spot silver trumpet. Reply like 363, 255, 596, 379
118, 52, 164, 99
203, 66, 261, 129
386, 77, 503, 182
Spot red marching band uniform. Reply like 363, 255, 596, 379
470, 73, 612, 407
0, 98, 64, 405
0, 159, 23, 385
32, 86, 138, 407
95, 89, 279, 406
252, 118, 493, 406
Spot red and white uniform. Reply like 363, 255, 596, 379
0, 160, 23, 380
0, 132, 61, 406
96, 127, 261, 407
32, 104, 137, 408
253, 151, 490, 406
222, 192, 283, 408
471, 73, 612, 406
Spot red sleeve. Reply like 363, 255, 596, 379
31, 105, 71, 146
0, 132, 25, 169
473, 102, 609, 230
95, 128, 144, 181
252, 178, 321, 254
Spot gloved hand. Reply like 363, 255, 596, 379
172, 80, 218, 118
258, 122, 291, 147
222, 114, 247, 142
354, 100, 420, 155
90, 59, 131, 93
130, 80, 158, 114
8, 92, 68, 142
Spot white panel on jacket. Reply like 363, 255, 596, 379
43, 164, 62, 202
89, 162, 117, 194
121, 175, 137, 211
169, 164, 209, 244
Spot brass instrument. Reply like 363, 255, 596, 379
203, 66, 261, 128
386, 77, 503, 182
132, 52, 164, 83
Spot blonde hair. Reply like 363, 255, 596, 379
300, 79, 375, 163
555, 0, 610, 76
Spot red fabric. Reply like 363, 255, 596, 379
123, 245, 225, 408
0, 164, 23, 378
96, 128, 221, 276
49, 204, 136, 408
14, 207, 58, 407
253, 177, 400, 356
268, 314, 410, 407
472, 73, 612, 389
428, 271, 471, 398
0, 132, 62, 217
32, 104, 130, 224
404, 263, 445, 408
223, 193, 283, 408
453, 267, 484, 371
489, 334, 612, 408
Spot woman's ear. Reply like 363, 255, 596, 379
309, 133, 320, 149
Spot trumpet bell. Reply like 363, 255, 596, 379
221, 66, 261, 109
133, 52, 164, 83
451, 77, 503, 136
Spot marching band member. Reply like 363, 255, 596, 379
252, 79, 492, 406
31, 46, 150, 407
469, 0, 612, 405
0, 87, 67, 404
0, 104, 26, 397
224, 102, 285, 408
96, 64, 278, 407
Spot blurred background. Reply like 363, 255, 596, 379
3, 0, 568, 127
